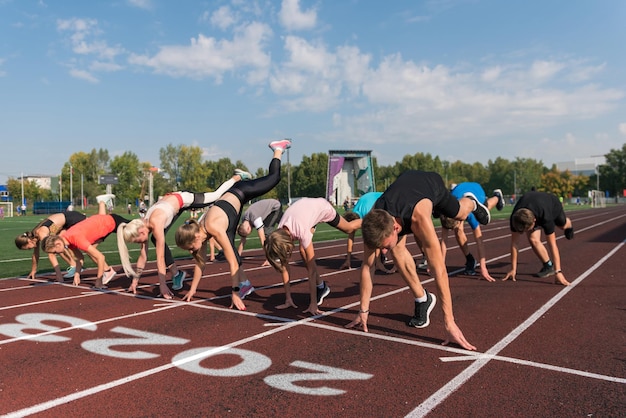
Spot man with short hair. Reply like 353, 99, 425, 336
346, 170, 492, 351
503, 191, 574, 286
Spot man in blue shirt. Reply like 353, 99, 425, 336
439, 182, 504, 281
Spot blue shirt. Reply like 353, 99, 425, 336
352, 192, 383, 218
450, 182, 487, 230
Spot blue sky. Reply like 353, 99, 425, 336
1, 0, 625, 185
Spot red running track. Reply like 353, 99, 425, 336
0, 206, 625, 417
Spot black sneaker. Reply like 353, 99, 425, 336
463, 192, 490, 225
564, 227, 574, 240
493, 189, 505, 211
316, 283, 330, 306
407, 290, 437, 328
215, 250, 226, 261
535, 264, 556, 278
464, 254, 477, 275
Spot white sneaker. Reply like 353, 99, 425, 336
234, 169, 253, 180
96, 194, 116, 210
102, 268, 117, 285
63, 266, 77, 279
238, 280, 255, 300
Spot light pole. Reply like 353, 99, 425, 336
286, 139, 292, 205
69, 164, 73, 205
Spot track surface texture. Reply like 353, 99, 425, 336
1, 206, 625, 417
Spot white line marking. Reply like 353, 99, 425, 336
405, 237, 626, 418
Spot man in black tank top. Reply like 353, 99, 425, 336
346, 170, 492, 351
503, 191, 573, 285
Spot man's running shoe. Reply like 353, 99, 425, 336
417, 258, 428, 270
535, 264, 556, 278
63, 266, 78, 279
493, 189, 505, 211
408, 290, 437, 328
464, 253, 477, 275
316, 283, 331, 306
564, 227, 574, 240
269, 138, 292, 152
463, 192, 490, 225
172, 270, 186, 291
239, 280, 255, 300
234, 169, 253, 180
102, 268, 117, 285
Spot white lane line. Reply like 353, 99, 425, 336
439, 354, 626, 384
405, 237, 626, 418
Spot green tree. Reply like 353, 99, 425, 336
486, 157, 513, 196
109, 151, 143, 203
178, 145, 210, 191
292, 153, 328, 198
600, 143, 626, 196
511, 158, 546, 195
159, 144, 183, 191
6, 177, 51, 210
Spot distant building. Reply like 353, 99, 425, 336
556, 156, 606, 176
20, 174, 53, 190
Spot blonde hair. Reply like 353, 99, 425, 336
511, 208, 535, 232
42, 235, 76, 264
117, 219, 146, 278
175, 219, 206, 268
264, 228, 293, 272
361, 209, 394, 249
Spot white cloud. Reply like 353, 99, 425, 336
619, 123, 626, 135
529, 60, 564, 81
129, 22, 272, 83
56, 18, 124, 81
209, 6, 238, 30
0, 58, 5, 77
279, 0, 317, 31
127, 0, 152, 10
69, 68, 99, 83
269, 37, 371, 112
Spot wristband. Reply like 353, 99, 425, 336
555, 269, 562, 274
359, 309, 369, 314
253, 217, 264, 230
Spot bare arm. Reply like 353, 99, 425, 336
183, 240, 207, 302
472, 227, 495, 282
345, 244, 376, 332
300, 243, 323, 315
503, 232, 521, 281
340, 232, 356, 270
545, 233, 570, 285
412, 201, 475, 350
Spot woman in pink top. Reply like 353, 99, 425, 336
265, 197, 360, 315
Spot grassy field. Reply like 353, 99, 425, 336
0, 203, 518, 280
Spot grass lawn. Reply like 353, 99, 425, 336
0, 203, 520, 280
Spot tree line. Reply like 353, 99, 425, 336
6, 143, 626, 208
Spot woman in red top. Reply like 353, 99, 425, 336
43, 210, 130, 288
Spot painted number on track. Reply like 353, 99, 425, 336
0, 313, 373, 396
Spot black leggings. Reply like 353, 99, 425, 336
216, 157, 282, 266
227, 158, 281, 204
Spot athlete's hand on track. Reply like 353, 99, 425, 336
345, 312, 369, 332
502, 270, 517, 281
442, 321, 476, 351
